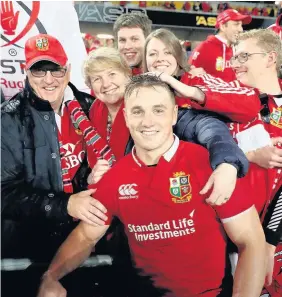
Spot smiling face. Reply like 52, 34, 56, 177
90, 68, 129, 106
124, 86, 177, 156
117, 27, 146, 68
27, 61, 70, 109
220, 20, 243, 44
146, 37, 178, 75
232, 38, 271, 87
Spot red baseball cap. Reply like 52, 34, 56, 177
84, 33, 94, 41
215, 9, 252, 29
25, 34, 68, 69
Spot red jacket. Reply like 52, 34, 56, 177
177, 72, 261, 123
228, 80, 282, 225
189, 35, 236, 82
268, 14, 282, 40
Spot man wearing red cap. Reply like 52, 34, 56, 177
1, 34, 107, 265
189, 9, 252, 82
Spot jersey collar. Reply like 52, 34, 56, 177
132, 135, 180, 167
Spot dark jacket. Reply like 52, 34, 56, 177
1, 81, 93, 260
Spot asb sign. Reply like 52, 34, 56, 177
1, 1, 88, 100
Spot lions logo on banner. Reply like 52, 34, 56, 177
169, 171, 192, 203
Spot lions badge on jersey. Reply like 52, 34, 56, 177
270, 107, 282, 129
169, 171, 192, 203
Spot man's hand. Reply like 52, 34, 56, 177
67, 189, 108, 226
189, 65, 206, 78
200, 163, 237, 205
87, 159, 110, 185
264, 243, 276, 287
247, 137, 282, 169
37, 274, 66, 297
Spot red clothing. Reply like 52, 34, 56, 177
89, 100, 129, 163
228, 83, 282, 208
177, 72, 261, 123
189, 35, 236, 82
268, 15, 282, 40
58, 104, 85, 192
92, 139, 254, 296
131, 67, 143, 76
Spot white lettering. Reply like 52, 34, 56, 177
127, 212, 196, 242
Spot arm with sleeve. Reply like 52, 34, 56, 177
1, 112, 71, 222
195, 145, 265, 297
180, 73, 261, 123
174, 108, 249, 177
44, 169, 117, 281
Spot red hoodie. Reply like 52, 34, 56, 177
189, 35, 236, 82
268, 14, 282, 40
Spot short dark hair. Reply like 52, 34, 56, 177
113, 12, 152, 39
124, 74, 175, 104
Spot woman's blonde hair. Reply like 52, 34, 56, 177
83, 47, 131, 88
143, 28, 190, 74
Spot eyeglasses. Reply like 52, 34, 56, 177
230, 52, 268, 66
259, 93, 270, 123
29, 68, 67, 78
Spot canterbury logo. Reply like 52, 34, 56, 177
118, 184, 138, 198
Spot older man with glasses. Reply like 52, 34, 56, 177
229, 29, 282, 297
1, 34, 109, 266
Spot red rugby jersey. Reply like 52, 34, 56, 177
92, 137, 254, 296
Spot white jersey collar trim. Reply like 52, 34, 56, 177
132, 135, 180, 167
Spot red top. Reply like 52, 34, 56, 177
228, 79, 282, 211
89, 100, 129, 163
58, 104, 85, 180
268, 15, 282, 40
189, 35, 236, 82
91, 138, 254, 296
177, 72, 261, 123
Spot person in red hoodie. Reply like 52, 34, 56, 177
268, 14, 282, 40
189, 9, 252, 81
230, 29, 282, 297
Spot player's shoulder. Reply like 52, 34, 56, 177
178, 141, 209, 159
95, 154, 136, 191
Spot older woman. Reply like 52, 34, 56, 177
143, 28, 261, 123
83, 47, 248, 208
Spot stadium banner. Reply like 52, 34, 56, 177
75, 2, 270, 30
1, 1, 88, 101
